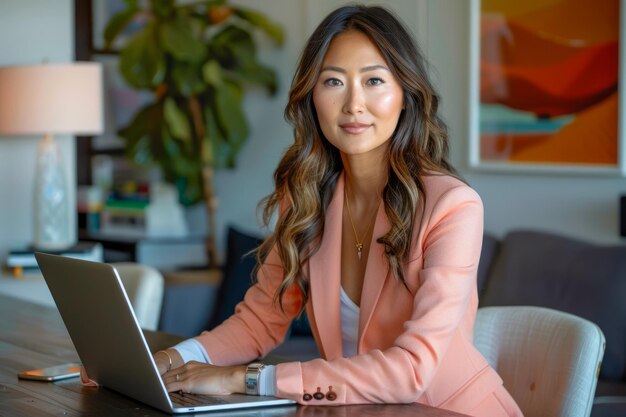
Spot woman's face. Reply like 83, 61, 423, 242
312, 30, 404, 157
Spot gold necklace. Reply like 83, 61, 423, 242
344, 188, 379, 261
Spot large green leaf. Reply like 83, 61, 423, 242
162, 130, 197, 176
159, 128, 204, 205
233, 7, 284, 45
214, 81, 248, 167
202, 60, 222, 86
178, 0, 225, 11
224, 62, 277, 94
174, 174, 203, 205
171, 63, 206, 96
118, 102, 164, 165
164, 97, 192, 142
119, 22, 166, 88
103, 8, 139, 49
245, 63, 277, 93
210, 25, 255, 69
204, 105, 223, 167
210, 25, 277, 92
160, 16, 206, 62
149, 0, 175, 17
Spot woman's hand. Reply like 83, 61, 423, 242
153, 349, 184, 376
162, 361, 247, 395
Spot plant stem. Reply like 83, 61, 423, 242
202, 165, 218, 269
189, 95, 218, 268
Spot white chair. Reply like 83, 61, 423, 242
474, 306, 605, 417
112, 262, 164, 331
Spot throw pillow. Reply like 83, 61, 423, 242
208, 226, 263, 329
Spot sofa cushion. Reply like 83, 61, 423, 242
160, 283, 219, 337
212, 225, 314, 337
595, 379, 626, 397
478, 233, 500, 296
480, 230, 626, 381
590, 400, 626, 417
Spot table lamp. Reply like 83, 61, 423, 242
0, 63, 103, 250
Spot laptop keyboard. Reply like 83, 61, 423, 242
170, 391, 229, 407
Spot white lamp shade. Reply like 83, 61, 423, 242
0, 63, 103, 136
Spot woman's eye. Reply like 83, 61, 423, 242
323, 78, 343, 87
367, 78, 384, 86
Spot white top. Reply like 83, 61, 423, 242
173, 286, 361, 396
339, 286, 360, 357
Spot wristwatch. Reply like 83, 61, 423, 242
245, 363, 265, 395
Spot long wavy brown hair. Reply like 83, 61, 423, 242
256, 5, 460, 314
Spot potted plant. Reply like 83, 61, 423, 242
104, 0, 283, 267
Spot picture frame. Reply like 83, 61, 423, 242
468, 0, 626, 175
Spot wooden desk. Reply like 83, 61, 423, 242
0, 294, 469, 417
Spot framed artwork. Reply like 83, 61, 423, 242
469, 0, 626, 175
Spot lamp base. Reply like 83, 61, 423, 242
33, 134, 75, 251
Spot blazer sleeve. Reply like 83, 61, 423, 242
192, 245, 303, 364
275, 184, 484, 404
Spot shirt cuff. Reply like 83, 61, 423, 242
171, 338, 212, 365
259, 365, 277, 396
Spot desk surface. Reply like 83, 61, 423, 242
0, 294, 469, 417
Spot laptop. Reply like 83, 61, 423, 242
35, 252, 296, 414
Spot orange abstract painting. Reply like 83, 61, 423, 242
477, 0, 620, 169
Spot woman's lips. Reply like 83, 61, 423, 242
339, 122, 371, 134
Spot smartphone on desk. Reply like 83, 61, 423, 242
18, 363, 81, 382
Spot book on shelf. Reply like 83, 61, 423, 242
5, 242, 104, 277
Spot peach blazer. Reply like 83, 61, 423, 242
195, 173, 523, 416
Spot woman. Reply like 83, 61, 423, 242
155, 5, 523, 416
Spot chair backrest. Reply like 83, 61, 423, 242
112, 263, 164, 331
474, 306, 605, 417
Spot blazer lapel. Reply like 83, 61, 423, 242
308, 174, 344, 359
358, 202, 391, 352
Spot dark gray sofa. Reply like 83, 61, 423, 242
160, 227, 626, 415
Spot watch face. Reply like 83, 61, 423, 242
245, 363, 265, 395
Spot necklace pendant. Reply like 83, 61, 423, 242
356, 243, 363, 261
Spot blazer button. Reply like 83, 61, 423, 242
326, 386, 336, 401
313, 387, 325, 400
302, 391, 312, 401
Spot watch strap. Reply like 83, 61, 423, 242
245, 363, 265, 395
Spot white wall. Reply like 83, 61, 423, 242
213, 0, 626, 256
0, 0, 75, 260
